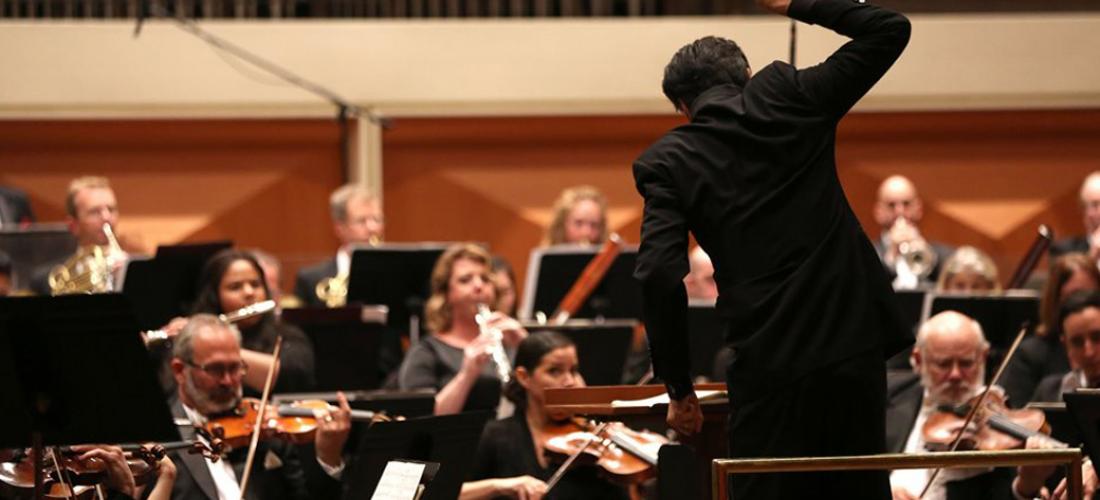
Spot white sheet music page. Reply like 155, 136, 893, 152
370, 461, 426, 500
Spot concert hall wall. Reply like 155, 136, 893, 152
2, 109, 1099, 295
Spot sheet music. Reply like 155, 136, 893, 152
610, 389, 726, 408
371, 461, 426, 500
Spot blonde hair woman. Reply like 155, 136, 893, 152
542, 185, 609, 246
398, 243, 528, 415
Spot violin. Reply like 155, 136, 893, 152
923, 390, 1062, 452
0, 440, 222, 500
542, 417, 668, 485
205, 397, 390, 449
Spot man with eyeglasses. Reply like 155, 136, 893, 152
1050, 172, 1100, 262
887, 311, 1057, 500
167, 314, 351, 500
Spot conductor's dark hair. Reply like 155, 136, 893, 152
503, 331, 576, 409
1057, 290, 1100, 338
662, 36, 750, 111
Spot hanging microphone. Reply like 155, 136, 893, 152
133, 0, 146, 37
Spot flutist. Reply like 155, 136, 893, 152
398, 244, 529, 416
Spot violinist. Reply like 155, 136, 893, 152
397, 243, 528, 416
1002, 254, 1100, 407
461, 331, 628, 500
166, 314, 350, 500
1032, 290, 1100, 402
0, 444, 176, 500
887, 311, 1057, 500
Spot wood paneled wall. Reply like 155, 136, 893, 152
3, 109, 1099, 302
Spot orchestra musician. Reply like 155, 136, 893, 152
1002, 253, 1100, 407
887, 311, 1056, 500
541, 186, 609, 247
873, 175, 954, 289
935, 246, 1001, 294
0, 184, 34, 228
1050, 172, 1100, 261
632, 0, 912, 497
192, 249, 316, 395
293, 184, 384, 308
165, 314, 349, 500
1032, 290, 1100, 402
490, 255, 519, 318
461, 331, 628, 500
35, 176, 146, 295
397, 243, 528, 415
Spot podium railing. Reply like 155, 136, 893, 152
712, 448, 1084, 500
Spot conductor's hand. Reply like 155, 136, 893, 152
667, 393, 703, 437
755, 0, 790, 15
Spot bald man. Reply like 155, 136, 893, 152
887, 311, 1058, 500
1051, 172, 1100, 261
873, 175, 953, 288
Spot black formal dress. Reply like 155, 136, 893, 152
294, 258, 338, 308
397, 335, 504, 413
633, 0, 910, 497
468, 413, 629, 500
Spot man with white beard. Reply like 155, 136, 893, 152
886, 311, 1058, 500
167, 314, 351, 500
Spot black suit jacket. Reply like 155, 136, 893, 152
164, 398, 339, 500
294, 258, 338, 308
633, 0, 911, 403
885, 371, 922, 453
0, 186, 34, 227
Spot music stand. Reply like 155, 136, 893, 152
927, 292, 1040, 377
0, 294, 179, 450
120, 240, 232, 331
519, 245, 642, 321
345, 243, 452, 344
1063, 390, 1100, 467
0, 224, 76, 293
522, 320, 635, 386
343, 411, 493, 500
686, 301, 728, 381
282, 305, 397, 391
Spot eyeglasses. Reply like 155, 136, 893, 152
925, 355, 980, 373
184, 359, 248, 379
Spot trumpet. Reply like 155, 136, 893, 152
143, 300, 277, 346
476, 303, 511, 383
48, 222, 126, 295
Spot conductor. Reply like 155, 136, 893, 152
633, 0, 912, 498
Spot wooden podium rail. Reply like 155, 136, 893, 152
712, 448, 1084, 500
545, 384, 729, 499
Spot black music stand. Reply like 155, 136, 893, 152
522, 320, 635, 386
519, 245, 642, 321
686, 301, 728, 381
928, 292, 1040, 378
120, 240, 232, 331
345, 243, 451, 344
0, 224, 77, 293
282, 305, 397, 391
343, 411, 493, 500
0, 294, 179, 451
1064, 390, 1100, 468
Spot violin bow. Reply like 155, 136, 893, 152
918, 322, 1030, 499
544, 421, 610, 493
238, 335, 283, 500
